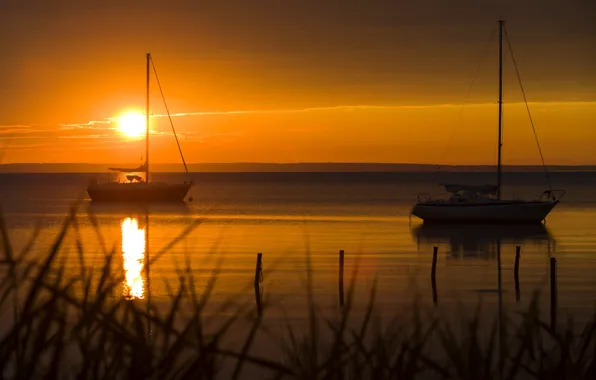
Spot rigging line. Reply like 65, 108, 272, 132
500, 87, 504, 170
438, 26, 497, 168
504, 27, 552, 190
500, 46, 505, 176
149, 57, 189, 174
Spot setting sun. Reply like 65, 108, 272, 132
117, 112, 146, 138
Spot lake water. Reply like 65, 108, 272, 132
1, 171, 595, 325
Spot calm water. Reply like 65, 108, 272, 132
1, 171, 596, 323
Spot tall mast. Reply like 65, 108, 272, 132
497, 20, 504, 200
145, 53, 150, 183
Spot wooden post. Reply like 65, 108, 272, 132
431, 246, 438, 305
339, 250, 345, 308
550, 257, 557, 329
254, 253, 263, 316
514, 246, 521, 302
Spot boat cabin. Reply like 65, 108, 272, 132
442, 184, 498, 203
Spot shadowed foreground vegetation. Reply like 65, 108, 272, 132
1, 204, 596, 379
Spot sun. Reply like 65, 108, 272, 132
117, 112, 146, 138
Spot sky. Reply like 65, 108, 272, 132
1, 0, 595, 165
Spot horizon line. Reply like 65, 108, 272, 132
2, 162, 596, 167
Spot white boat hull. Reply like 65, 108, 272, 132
411, 200, 558, 223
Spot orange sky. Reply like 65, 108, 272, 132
1, 0, 595, 165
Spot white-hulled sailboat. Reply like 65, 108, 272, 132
411, 21, 565, 223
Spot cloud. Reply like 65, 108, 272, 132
48, 99, 596, 131
60, 119, 113, 128
2, 100, 594, 149
149, 101, 596, 118
0, 125, 50, 136
153, 104, 460, 118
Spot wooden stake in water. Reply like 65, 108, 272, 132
514, 246, 521, 302
550, 257, 557, 329
339, 250, 345, 308
431, 246, 438, 305
254, 253, 263, 316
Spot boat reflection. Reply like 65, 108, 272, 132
87, 202, 190, 216
411, 223, 555, 260
122, 217, 146, 299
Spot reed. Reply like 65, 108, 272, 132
0, 203, 595, 379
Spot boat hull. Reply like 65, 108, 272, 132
411, 200, 558, 223
87, 183, 191, 203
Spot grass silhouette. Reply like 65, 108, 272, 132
0, 202, 595, 379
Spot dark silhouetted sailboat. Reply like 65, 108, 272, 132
88, 53, 192, 202
411, 21, 564, 223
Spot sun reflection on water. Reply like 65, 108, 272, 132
122, 217, 146, 299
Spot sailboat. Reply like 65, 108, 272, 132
410, 21, 565, 223
87, 53, 192, 202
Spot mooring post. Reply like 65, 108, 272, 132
431, 246, 438, 305
514, 246, 521, 302
339, 249, 345, 308
550, 257, 557, 329
254, 253, 263, 316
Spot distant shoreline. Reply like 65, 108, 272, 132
1, 163, 595, 173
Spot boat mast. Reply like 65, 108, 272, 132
146, 53, 150, 183
497, 20, 504, 200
